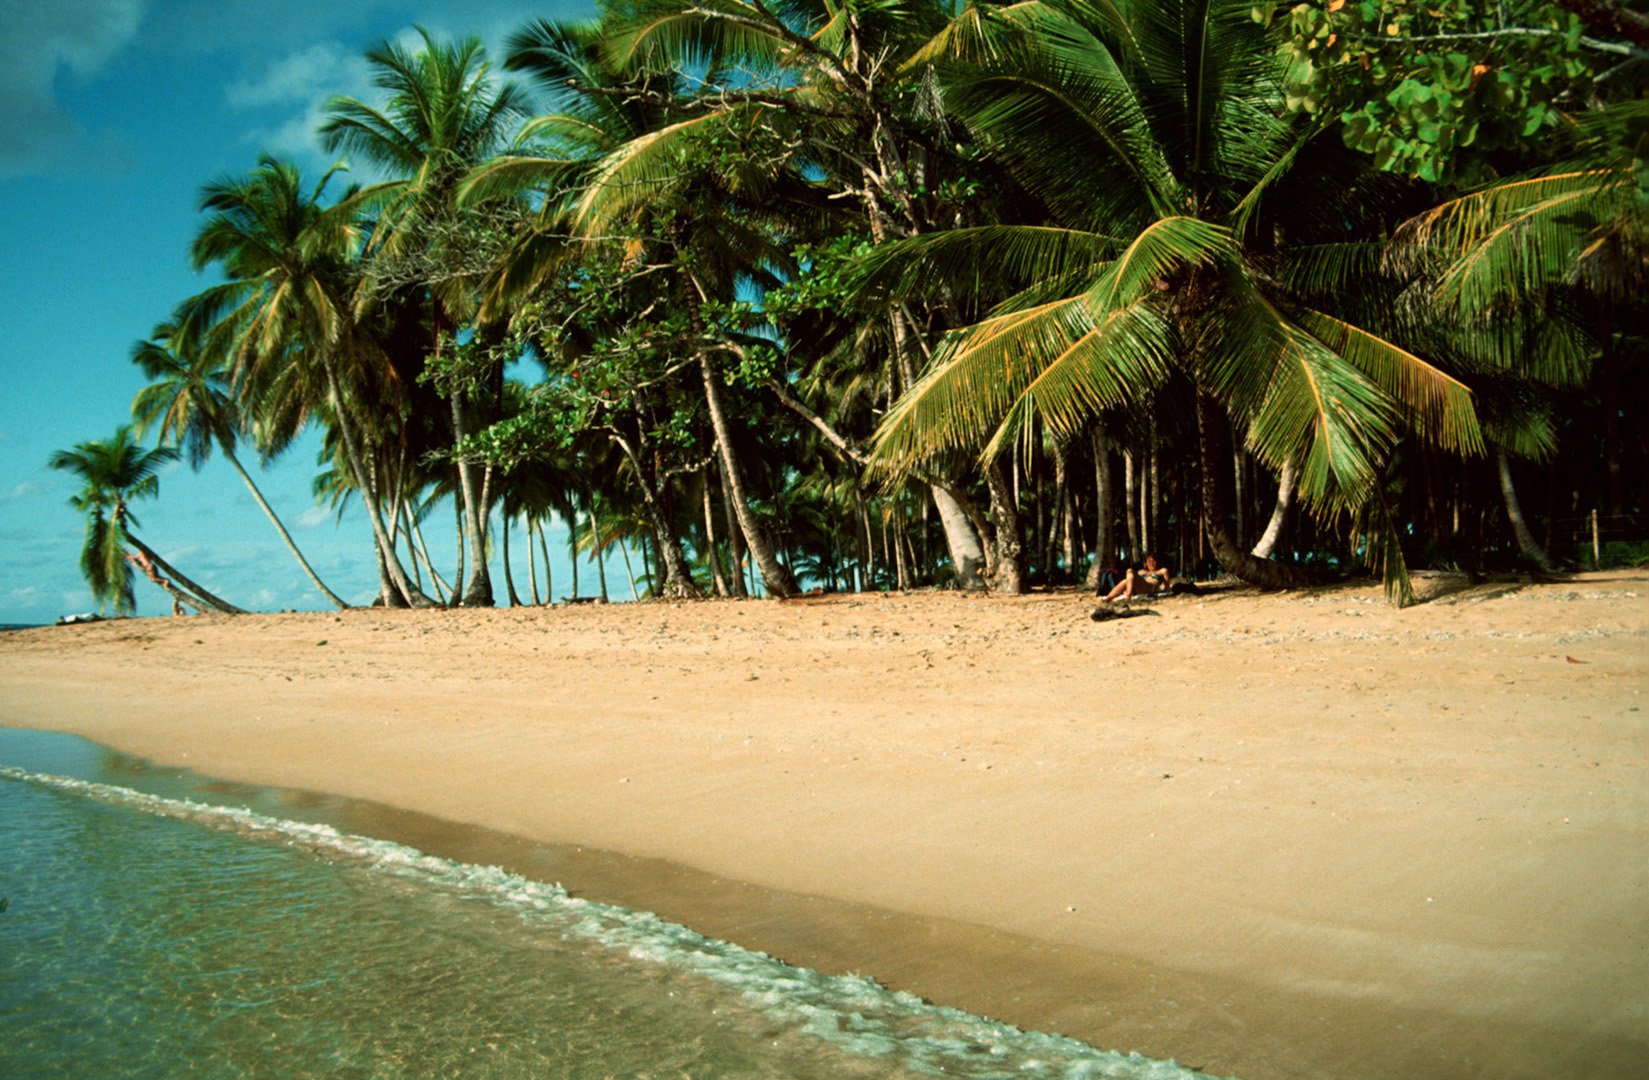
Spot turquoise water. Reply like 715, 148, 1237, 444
0, 729, 1219, 1080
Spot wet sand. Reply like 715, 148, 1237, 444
2, 573, 1645, 1079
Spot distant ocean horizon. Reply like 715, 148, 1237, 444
0, 728, 1225, 1080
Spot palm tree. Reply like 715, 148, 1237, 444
130, 322, 350, 609
49, 427, 244, 616
475, 18, 811, 597
183, 156, 434, 607
855, 0, 1483, 597
320, 28, 528, 608
589, 0, 997, 587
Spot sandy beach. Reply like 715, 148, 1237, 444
2, 573, 1644, 1080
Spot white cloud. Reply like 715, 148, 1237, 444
0, 482, 38, 501
0, 0, 147, 175
298, 506, 332, 529
226, 41, 370, 109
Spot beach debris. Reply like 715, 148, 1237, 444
1566, 656, 1587, 664
1090, 606, 1160, 623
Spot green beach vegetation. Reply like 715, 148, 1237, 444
61, 0, 1647, 613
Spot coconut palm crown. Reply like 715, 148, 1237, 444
854, 0, 1485, 593
49, 427, 178, 616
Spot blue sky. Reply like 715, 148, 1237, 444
0, 0, 632, 624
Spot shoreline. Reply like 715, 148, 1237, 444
3, 575, 1645, 1079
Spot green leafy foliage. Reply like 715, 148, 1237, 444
1256, 0, 1614, 181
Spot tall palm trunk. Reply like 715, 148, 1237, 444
702, 471, 731, 596
1197, 392, 1312, 589
1251, 455, 1298, 560
218, 440, 348, 608
1086, 422, 1117, 589
1497, 447, 1558, 573
322, 356, 429, 606
717, 455, 748, 598
525, 516, 541, 604
682, 277, 797, 598
450, 386, 494, 606
609, 432, 698, 597
890, 308, 987, 587
590, 506, 610, 602
502, 508, 523, 606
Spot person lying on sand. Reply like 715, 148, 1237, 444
1099, 554, 1172, 603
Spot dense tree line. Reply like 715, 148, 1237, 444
56, 1, 1646, 614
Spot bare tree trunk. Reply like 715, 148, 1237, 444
1124, 450, 1140, 563
449, 490, 465, 608
415, 511, 455, 603
1498, 447, 1559, 573
985, 457, 1026, 594
891, 498, 911, 589
451, 386, 493, 607
568, 508, 580, 600
124, 531, 245, 614
1197, 392, 1314, 589
502, 508, 523, 607
547, 527, 560, 606
889, 307, 987, 587
717, 455, 748, 598
526, 516, 541, 605
1086, 422, 1117, 590
619, 537, 640, 601
609, 432, 698, 597
219, 442, 347, 609
1251, 454, 1298, 560
321, 357, 428, 606
702, 472, 730, 597
590, 505, 609, 603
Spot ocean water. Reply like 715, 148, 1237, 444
0, 729, 1219, 1080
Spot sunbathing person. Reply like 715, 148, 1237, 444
1100, 554, 1172, 602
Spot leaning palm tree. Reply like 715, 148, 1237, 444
855, 0, 1483, 598
131, 322, 350, 609
182, 156, 433, 607
320, 28, 528, 608
49, 427, 244, 616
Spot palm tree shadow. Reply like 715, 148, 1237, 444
1408, 574, 1531, 606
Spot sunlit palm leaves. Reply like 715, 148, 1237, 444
48, 427, 177, 616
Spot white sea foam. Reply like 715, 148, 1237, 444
1, 765, 1232, 1080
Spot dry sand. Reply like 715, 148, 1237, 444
2, 573, 1645, 1080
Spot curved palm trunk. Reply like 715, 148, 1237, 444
589, 506, 610, 603
890, 308, 987, 587
322, 356, 431, 607
697, 355, 799, 598
1197, 393, 1314, 589
609, 432, 698, 598
124, 546, 209, 615
502, 508, 523, 606
1497, 447, 1558, 573
702, 472, 731, 597
1250, 454, 1298, 561
125, 532, 246, 614
219, 441, 348, 609
451, 387, 495, 607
